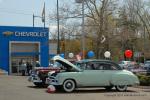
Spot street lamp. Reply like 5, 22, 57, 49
75, 0, 85, 59
33, 14, 45, 28
33, 14, 42, 27
33, 2, 46, 27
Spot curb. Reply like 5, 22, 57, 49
133, 86, 150, 89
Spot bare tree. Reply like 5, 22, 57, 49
84, 0, 118, 58
125, 0, 150, 38
49, 2, 82, 56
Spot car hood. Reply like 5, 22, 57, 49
52, 56, 81, 72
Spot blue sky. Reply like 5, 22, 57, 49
0, 0, 149, 28
0, 0, 75, 27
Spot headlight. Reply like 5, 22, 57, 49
48, 71, 56, 76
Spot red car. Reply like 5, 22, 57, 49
28, 67, 60, 87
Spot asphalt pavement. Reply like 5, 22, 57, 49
0, 75, 149, 100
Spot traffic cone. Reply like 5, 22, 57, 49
47, 85, 56, 93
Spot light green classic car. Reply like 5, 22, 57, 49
46, 56, 139, 92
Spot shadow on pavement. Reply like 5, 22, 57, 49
27, 85, 47, 89
45, 88, 137, 94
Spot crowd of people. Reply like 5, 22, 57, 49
19, 61, 40, 76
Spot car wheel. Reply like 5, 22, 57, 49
63, 80, 75, 93
115, 85, 127, 92
104, 86, 113, 90
55, 86, 62, 91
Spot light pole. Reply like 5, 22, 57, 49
33, 14, 35, 27
33, 14, 45, 28
75, 0, 85, 59
33, 2, 46, 28
57, 0, 60, 54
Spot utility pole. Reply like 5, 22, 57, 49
57, 0, 60, 54
42, 2, 46, 28
33, 14, 34, 27
75, 0, 85, 59
81, 0, 85, 59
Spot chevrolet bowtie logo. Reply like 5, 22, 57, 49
3, 31, 14, 36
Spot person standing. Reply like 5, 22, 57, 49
20, 61, 26, 76
35, 61, 40, 67
26, 62, 32, 76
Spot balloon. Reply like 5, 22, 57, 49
104, 51, 111, 58
60, 53, 65, 58
87, 51, 95, 58
125, 50, 133, 58
68, 53, 74, 58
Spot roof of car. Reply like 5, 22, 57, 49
76, 59, 114, 63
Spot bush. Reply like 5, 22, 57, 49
136, 74, 150, 86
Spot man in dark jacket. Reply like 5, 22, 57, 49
26, 62, 33, 76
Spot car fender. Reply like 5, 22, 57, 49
56, 72, 78, 85
110, 74, 132, 86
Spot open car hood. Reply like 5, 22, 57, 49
52, 56, 81, 72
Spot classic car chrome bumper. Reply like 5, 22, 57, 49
28, 75, 42, 83
45, 77, 60, 85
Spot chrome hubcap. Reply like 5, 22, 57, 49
65, 82, 72, 89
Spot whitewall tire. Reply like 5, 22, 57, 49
115, 85, 127, 92
63, 80, 75, 93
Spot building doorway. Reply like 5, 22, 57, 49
9, 41, 40, 74
11, 56, 38, 75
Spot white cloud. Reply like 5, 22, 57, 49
49, 25, 66, 33
49, 25, 57, 33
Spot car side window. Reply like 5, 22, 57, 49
98, 63, 118, 70
97, 64, 104, 70
78, 63, 86, 70
101, 64, 111, 70
86, 63, 93, 70
86, 62, 97, 70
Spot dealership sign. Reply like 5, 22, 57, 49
3, 31, 47, 37
2, 31, 14, 36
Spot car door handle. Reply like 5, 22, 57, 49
101, 70, 105, 72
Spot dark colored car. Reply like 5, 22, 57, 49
28, 67, 60, 86
144, 61, 150, 75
